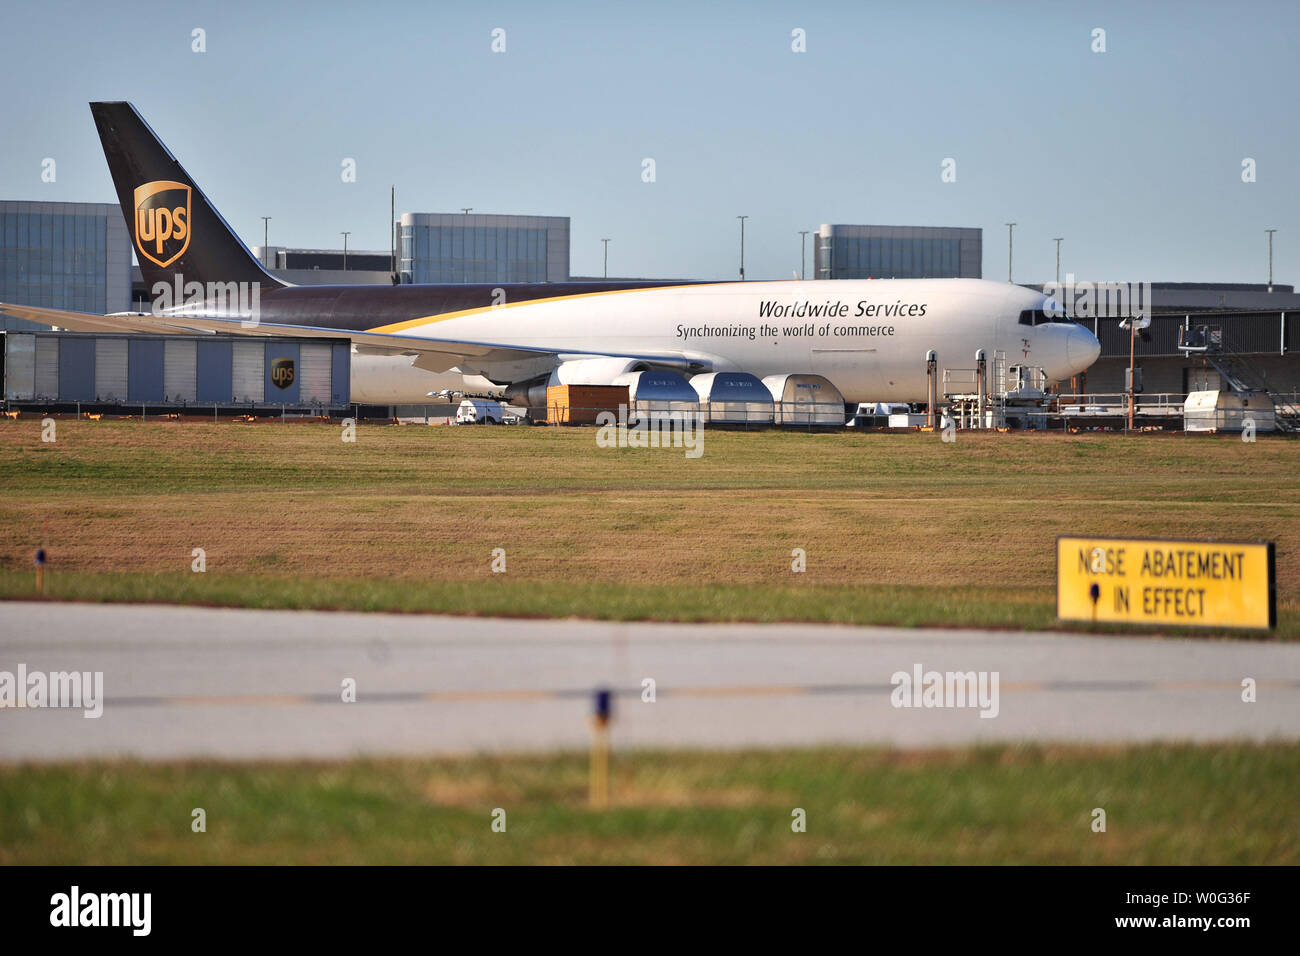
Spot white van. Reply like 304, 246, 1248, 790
846, 402, 911, 427
456, 399, 504, 424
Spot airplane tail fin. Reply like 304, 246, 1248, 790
89, 101, 287, 296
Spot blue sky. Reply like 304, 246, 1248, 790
2, 0, 1295, 283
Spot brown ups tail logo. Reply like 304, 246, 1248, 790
270, 358, 295, 389
133, 180, 191, 268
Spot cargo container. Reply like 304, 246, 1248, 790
689, 372, 775, 424
761, 373, 846, 425
545, 384, 629, 425
2, 331, 351, 407
1184, 389, 1275, 433
611, 370, 699, 423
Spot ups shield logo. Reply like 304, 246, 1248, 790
133, 180, 191, 268
270, 357, 295, 389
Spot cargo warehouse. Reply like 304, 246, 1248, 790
2, 331, 351, 410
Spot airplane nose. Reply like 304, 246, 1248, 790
1067, 325, 1101, 370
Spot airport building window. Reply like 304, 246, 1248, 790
828, 237, 962, 279
0, 210, 109, 319
813, 227, 979, 281
400, 224, 549, 284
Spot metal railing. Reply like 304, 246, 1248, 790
535, 404, 847, 429
941, 367, 982, 396
1053, 392, 1187, 417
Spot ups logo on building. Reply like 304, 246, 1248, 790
270, 357, 295, 389
133, 180, 191, 268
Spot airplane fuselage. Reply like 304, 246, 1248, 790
187, 276, 1099, 405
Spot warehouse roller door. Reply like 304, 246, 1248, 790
34, 335, 58, 399
128, 339, 164, 402
58, 337, 96, 402
95, 338, 128, 401
163, 339, 197, 402
299, 342, 332, 403
331, 343, 350, 403
196, 340, 233, 403
265, 342, 300, 404
4, 334, 36, 400
232, 340, 264, 402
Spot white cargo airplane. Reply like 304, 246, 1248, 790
0, 103, 1101, 406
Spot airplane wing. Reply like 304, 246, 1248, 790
0, 302, 223, 335
0, 301, 563, 373
0, 301, 705, 374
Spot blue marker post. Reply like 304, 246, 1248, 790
34, 548, 46, 596
590, 688, 612, 809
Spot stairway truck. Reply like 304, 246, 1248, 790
1184, 390, 1275, 433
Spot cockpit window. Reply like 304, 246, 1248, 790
1018, 306, 1072, 326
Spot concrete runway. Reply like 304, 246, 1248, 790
1, 601, 1297, 761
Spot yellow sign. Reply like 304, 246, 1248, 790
1057, 536, 1275, 630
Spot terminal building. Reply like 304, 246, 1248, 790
814, 224, 982, 280
252, 213, 571, 287
248, 247, 395, 287
397, 212, 569, 285
0, 200, 133, 330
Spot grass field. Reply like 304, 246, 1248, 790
1, 743, 1294, 864
0, 418, 1296, 636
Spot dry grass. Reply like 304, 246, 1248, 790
0, 418, 1296, 632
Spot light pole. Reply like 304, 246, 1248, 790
798, 230, 809, 280
1266, 228, 1277, 292
1053, 237, 1064, 285
261, 217, 271, 267
602, 238, 610, 279
1005, 222, 1016, 283
341, 231, 350, 272
737, 215, 748, 281
460, 208, 472, 215
1119, 315, 1149, 432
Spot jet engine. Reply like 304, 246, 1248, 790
503, 356, 651, 412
